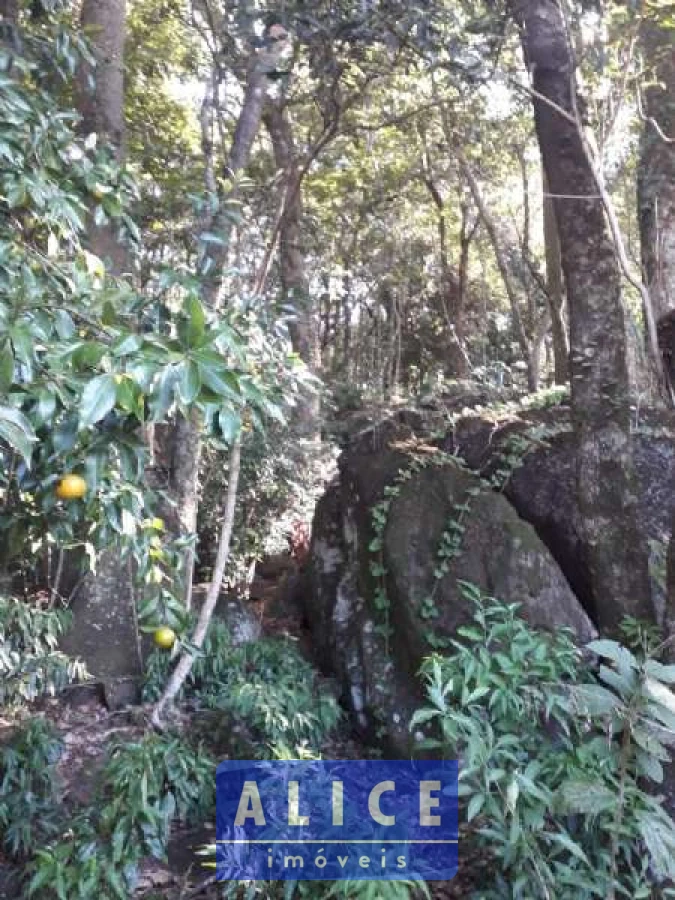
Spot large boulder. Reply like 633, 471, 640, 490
305, 421, 596, 753
191, 585, 262, 645
441, 404, 675, 627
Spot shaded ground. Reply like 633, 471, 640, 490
1, 561, 485, 899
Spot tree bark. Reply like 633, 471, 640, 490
76, 0, 129, 276
0, 0, 18, 24
263, 99, 320, 434
638, 5, 675, 397
638, 7, 675, 324
542, 168, 569, 383
65, 0, 142, 707
420, 141, 470, 380
164, 37, 279, 599
668, 513, 675, 659
200, 30, 285, 309
510, 0, 653, 631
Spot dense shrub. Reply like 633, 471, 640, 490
411, 584, 675, 899
143, 620, 341, 753
0, 717, 63, 859
0, 596, 86, 707
197, 424, 334, 586
27, 733, 213, 899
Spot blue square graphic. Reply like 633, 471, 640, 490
216, 759, 458, 881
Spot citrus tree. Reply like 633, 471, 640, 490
0, 12, 300, 639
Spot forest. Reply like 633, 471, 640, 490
1, 0, 675, 897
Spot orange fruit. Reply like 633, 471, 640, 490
153, 626, 176, 650
55, 474, 87, 501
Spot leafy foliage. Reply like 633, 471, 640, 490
0, 10, 301, 660
144, 621, 341, 753
98, 733, 214, 855
198, 421, 332, 584
0, 596, 86, 707
27, 732, 213, 900
0, 717, 63, 860
411, 584, 675, 899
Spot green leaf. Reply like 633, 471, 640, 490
637, 808, 675, 879
177, 359, 201, 404
184, 295, 206, 348
71, 341, 108, 370
644, 676, 675, 716
586, 639, 636, 678
549, 832, 590, 865
631, 724, 670, 760
636, 749, 664, 783
557, 780, 616, 815
645, 660, 675, 685
116, 377, 144, 419
598, 663, 636, 697
0, 340, 14, 391
79, 374, 117, 429
149, 365, 179, 420
218, 408, 241, 443
10, 324, 35, 378
52, 415, 79, 453
0, 405, 37, 464
198, 362, 241, 401
36, 389, 57, 424
112, 333, 143, 357
569, 683, 621, 716
467, 793, 485, 822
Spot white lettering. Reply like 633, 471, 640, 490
420, 780, 441, 826
368, 780, 396, 825
234, 781, 265, 826
288, 780, 309, 826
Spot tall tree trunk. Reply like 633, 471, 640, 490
510, 0, 653, 631
76, 0, 129, 275
543, 168, 569, 383
166, 36, 281, 603
61, 0, 142, 709
263, 99, 320, 434
151, 435, 242, 729
668, 513, 675, 658
456, 198, 478, 374
421, 159, 469, 380
457, 149, 538, 391
201, 29, 286, 309
638, 5, 675, 385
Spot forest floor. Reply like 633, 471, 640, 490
0, 561, 486, 899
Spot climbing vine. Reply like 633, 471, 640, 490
366, 414, 567, 652
368, 452, 435, 651
367, 445, 471, 651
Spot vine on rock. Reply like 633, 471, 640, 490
367, 417, 565, 652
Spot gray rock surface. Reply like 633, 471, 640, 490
306, 422, 596, 753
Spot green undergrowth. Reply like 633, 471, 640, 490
0, 598, 342, 898
143, 618, 342, 754
0, 595, 87, 708
413, 584, 675, 899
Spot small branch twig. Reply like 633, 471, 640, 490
150, 433, 242, 730
49, 548, 64, 608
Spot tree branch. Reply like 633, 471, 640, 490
150, 433, 242, 729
